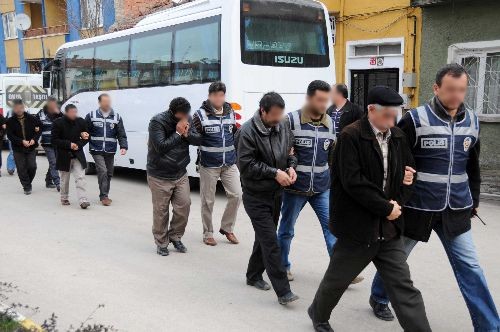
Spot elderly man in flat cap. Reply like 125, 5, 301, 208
307, 86, 431, 332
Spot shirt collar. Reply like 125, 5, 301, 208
300, 108, 330, 128
368, 120, 391, 140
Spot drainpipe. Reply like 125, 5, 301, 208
0, 16, 7, 73
14, 0, 27, 73
40, 0, 47, 67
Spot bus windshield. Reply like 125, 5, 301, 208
241, 0, 330, 67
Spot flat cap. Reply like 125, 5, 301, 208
367, 86, 403, 107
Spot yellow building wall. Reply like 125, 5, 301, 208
23, 34, 66, 60
321, 0, 422, 107
45, 0, 67, 27
0, 1, 15, 14
4, 39, 20, 68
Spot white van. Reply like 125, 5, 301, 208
0, 73, 49, 117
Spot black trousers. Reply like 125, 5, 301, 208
310, 237, 431, 332
244, 190, 290, 297
13, 150, 37, 190
92, 153, 115, 199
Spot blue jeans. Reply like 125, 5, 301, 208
371, 223, 500, 332
43, 146, 60, 186
7, 140, 16, 172
278, 190, 336, 270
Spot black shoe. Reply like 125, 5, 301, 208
46, 183, 56, 189
157, 246, 170, 256
369, 296, 395, 321
278, 291, 299, 305
171, 240, 187, 253
8, 170, 14, 176
24, 189, 32, 195
56, 185, 61, 192
246, 279, 271, 291
308, 306, 334, 332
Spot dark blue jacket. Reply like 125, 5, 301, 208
85, 109, 128, 154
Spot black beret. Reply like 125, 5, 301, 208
367, 86, 403, 107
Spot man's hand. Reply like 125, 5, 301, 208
403, 166, 416, 185
70, 143, 79, 151
275, 169, 292, 187
34, 127, 40, 133
22, 140, 30, 148
387, 200, 402, 221
1, 124, 6, 129
176, 120, 188, 136
287, 167, 297, 184
182, 123, 190, 138
80, 132, 89, 140
120, 148, 127, 156
29, 139, 35, 146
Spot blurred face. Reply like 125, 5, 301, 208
433, 73, 468, 111
99, 96, 111, 112
307, 90, 330, 117
174, 111, 189, 121
47, 101, 59, 114
13, 104, 25, 116
367, 104, 399, 132
331, 86, 346, 106
261, 106, 284, 127
66, 107, 78, 120
208, 91, 225, 110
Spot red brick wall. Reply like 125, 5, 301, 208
113, 0, 174, 30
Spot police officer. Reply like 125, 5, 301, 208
37, 97, 63, 190
368, 64, 500, 331
193, 82, 242, 246
85, 94, 128, 206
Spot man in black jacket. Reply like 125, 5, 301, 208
51, 104, 90, 209
308, 86, 431, 332
327, 83, 364, 137
147, 97, 201, 257
369, 65, 499, 331
236, 92, 299, 305
0, 112, 5, 177
6, 99, 42, 194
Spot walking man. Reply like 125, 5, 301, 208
147, 97, 201, 256
237, 92, 299, 305
6, 99, 42, 195
0, 111, 5, 177
308, 86, 431, 332
327, 83, 364, 137
37, 97, 63, 190
85, 94, 128, 206
51, 104, 90, 209
193, 82, 241, 246
278, 81, 339, 282
369, 64, 500, 331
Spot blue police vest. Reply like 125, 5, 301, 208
88, 109, 121, 154
38, 111, 54, 145
405, 104, 479, 211
196, 108, 236, 168
287, 110, 336, 193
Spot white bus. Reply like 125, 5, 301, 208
47, 0, 335, 176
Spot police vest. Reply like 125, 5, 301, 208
88, 109, 121, 153
405, 105, 479, 211
38, 111, 54, 145
288, 110, 336, 193
196, 108, 236, 168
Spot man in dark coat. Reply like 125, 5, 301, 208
0, 112, 5, 177
307, 86, 431, 332
326, 83, 364, 137
51, 104, 90, 209
236, 92, 299, 306
6, 99, 42, 194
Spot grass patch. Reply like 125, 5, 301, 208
0, 314, 26, 332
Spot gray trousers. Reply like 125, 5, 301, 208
60, 158, 88, 204
92, 153, 115, 199
199, 164, 242, 239
148, 174, 191, 248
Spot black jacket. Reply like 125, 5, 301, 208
147, 110, 201, 181
327, 100, 364, 135
236, 111, 297, 194
330, 116, 415, 245
51, 116, 89, 172
399, 97, 481, 242
0, 113, 5, 138
6, 112, 42, 153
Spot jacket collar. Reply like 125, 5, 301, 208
252, 110, 279, 136
300, 107, 330, 128
360, 115, 403, 140
200, 100, 232, 116
97, 108, 115, 117
429, 96, 466, 122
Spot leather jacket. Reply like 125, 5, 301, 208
147, 110, 201, 181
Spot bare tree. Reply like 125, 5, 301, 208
63, 0, 114, 39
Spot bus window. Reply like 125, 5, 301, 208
95, 39, 130, 91
65, 47, 94, 99
173, 17, 220, 85
130, 30, 173, 87
241, 0, 330, 68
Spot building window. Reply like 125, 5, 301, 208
353, 43, 402, 57
2, 12, 17, 39
7, 67, 20, 73
80, 0, 103, 29
455, 47, 500, 115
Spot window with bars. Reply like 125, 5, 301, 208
2, 12, 17, 39
456, 49, 500, 115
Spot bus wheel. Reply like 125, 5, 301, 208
85, 162, 97, 175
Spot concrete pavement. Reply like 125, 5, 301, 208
0, 153, 499, 331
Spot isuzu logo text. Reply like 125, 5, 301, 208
274, 55, 304, 65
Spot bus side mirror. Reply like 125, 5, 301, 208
42, 71, 51, 89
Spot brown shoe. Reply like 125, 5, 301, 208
220, 230, 239, 244
351, 275, 365, 285
61, 199, 70, 206
80, 202, 90, 209
203, 237, 217, 246
101, 197, 112, 206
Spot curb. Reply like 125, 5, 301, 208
0, 303, 43, 331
